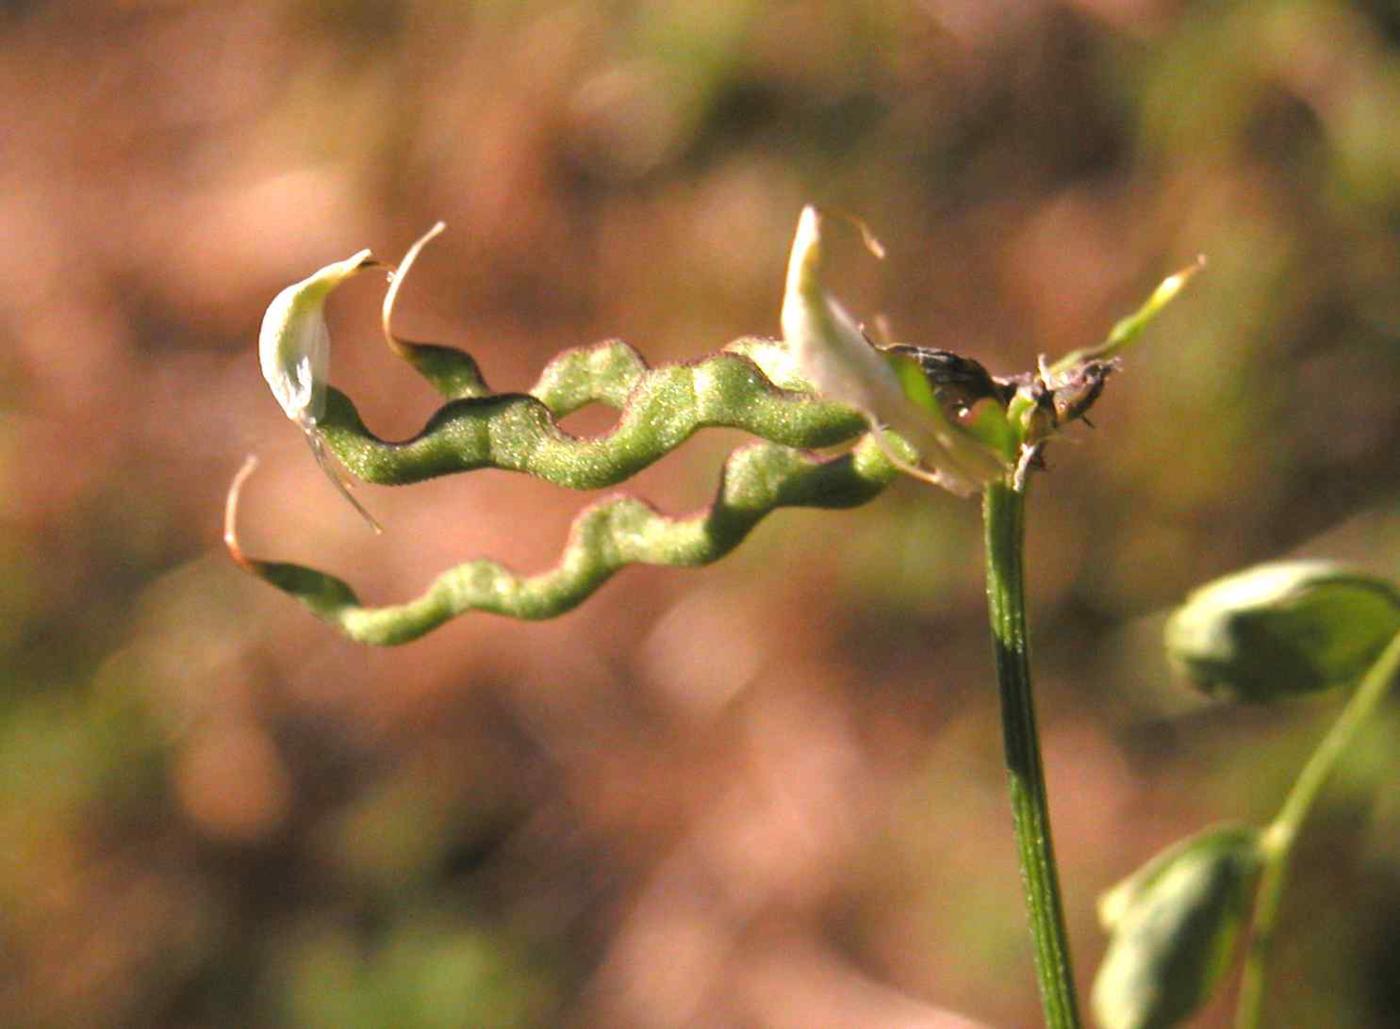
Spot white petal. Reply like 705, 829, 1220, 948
258, 249, 373, 424
780, 206, 1004, 495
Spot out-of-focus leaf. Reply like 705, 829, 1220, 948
1093, 823, 1264, 1029
1165, 560, 1400, 702
1098, 823, 1260, 932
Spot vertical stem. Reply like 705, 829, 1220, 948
982, 479, 1082, 1028
1235, 628, 1400, 1029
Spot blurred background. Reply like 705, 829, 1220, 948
3, 1, 1400, 1025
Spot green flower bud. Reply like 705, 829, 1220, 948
1165, 561, 1400, 703
1093, 824, 1263, 1029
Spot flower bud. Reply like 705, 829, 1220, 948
258, 249, 383, 531
1165, 561, 1400, 702
260, 249, 377, 425
1093, 824, 1263, 1029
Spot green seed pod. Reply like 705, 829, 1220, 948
1165, 561, 1400, 703
1093, 824, 1263, 1029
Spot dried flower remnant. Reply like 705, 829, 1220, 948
779, 205, 1009, 496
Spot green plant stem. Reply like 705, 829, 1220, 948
1235, 628, 1400, 1029
982, 479, 1081, 1028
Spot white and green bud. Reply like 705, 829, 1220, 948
780, 205, 1007, 496
1093, 824, 1263, 1029
260, 249, 377, 425
259, 249, 384, 532
1166, 561, 1400, 703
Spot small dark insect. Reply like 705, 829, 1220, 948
1050, 360, 1116, 428
881, 343, 1117, 447
882, 344, 1015, 412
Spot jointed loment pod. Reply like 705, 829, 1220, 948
258, 248, 385, 532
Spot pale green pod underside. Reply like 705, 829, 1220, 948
780, 207, 904, 424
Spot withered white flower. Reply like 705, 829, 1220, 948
780, 205, 1006, 496
259, 249, 383, 532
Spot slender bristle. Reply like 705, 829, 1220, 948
304, 427, 383, 533
224, 454, 260, 567
382, 221, 448, 358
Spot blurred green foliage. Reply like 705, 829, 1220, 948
2, 0, 1399, 1025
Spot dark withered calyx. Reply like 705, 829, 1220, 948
882, 344, 1015, 410
1050, 360, 1116, 427
883, 343, 1117, 430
